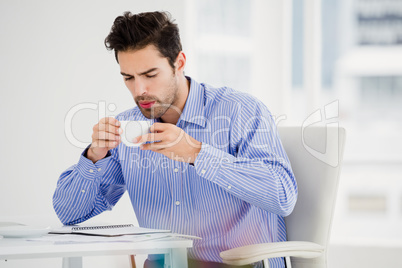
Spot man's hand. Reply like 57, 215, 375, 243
87, 117, 122, 163
135, 122, 202, 163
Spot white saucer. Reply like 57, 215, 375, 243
0, 225, 50, 238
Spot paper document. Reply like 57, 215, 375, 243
49, 224, 170, 237
29, 233, 171, 244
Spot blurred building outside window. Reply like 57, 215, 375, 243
333, 0, 402, 248
184, 0, 402, 267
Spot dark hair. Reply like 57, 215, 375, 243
104, 11, 182, 69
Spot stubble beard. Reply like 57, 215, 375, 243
135, 76, 179, 119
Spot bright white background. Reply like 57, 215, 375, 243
1, 0, 402, 267
0, 0, 188, 267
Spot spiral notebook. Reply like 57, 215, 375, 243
49, 224, 170, 237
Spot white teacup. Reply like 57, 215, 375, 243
120, 120, 151, 147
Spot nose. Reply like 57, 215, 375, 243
134, 79, 147, 96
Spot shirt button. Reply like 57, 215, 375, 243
228, 185, 232, 189
89, 169, 94, 173
174, 168, 179, 172
97, 168, 102, 172
81, 189, 85, 193
201, 169, 206, 175
175, 201, 180, 206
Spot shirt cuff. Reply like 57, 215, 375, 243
193, 143, 236, 182
76, 146, 112, 180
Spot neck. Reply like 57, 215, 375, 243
160, 75, 190, 125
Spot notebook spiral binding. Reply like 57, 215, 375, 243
71, 224, 134, 231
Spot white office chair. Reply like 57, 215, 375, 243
220, 126, 346, 268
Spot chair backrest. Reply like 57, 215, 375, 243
277, 126, 346, 268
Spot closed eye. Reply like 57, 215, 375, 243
146, 74, 157, 78
124, 76, 133, 81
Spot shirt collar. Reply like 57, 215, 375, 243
177, 76, 206, 128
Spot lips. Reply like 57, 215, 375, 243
139, 101, 155, 109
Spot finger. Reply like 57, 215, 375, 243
140, 137, 181, 150
140, 142, 165, 151
94, 132, 120, 141
92, 140, 119, 148
134, 132, 163, 144
99, 117, 121, 127
98, 123, 122, 135
149, 122, 170, 133
139, 131, 184, 148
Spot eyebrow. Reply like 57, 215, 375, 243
120, 68, 158, 77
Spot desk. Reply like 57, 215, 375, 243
0, 236, 192, 268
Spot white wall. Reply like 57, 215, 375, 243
0, 1, 297, 267
0, 1, 185, 267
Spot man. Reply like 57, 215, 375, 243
53, 11, 297, 268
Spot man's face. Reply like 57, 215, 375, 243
118, 45, 179, 119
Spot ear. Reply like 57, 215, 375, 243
174, 51, 186, 74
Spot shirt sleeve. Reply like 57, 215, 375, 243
52, 146, 125, 225
193, 104, 298, 217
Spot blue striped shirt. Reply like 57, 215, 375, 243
53, 77, 297, 268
